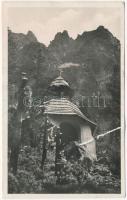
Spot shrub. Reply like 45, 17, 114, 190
8, 172, 19, 193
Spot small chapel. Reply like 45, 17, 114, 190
44, 71, 97, 161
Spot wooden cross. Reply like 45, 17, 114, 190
59, 68, 63, 76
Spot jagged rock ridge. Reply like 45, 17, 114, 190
8, 26, 120, 129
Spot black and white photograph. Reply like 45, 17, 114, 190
2, 1, 125, 197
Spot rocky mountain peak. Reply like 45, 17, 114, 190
8, 29, 38, 51
55, 30, 70, 40
49, 30, 73, 47
75, 26, 119, 47
26, 30, 38, 43
61, 30, 70, 37
97, 25, 106, 31
48, 30, 74, 59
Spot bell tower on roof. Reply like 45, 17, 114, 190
49, 68, 73, 98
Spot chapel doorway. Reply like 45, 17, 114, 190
60, 122, 80, 146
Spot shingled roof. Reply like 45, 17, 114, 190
50, 76, 70, 87
44, 98, 96, 127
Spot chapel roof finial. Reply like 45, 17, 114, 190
59, 68, 63, 77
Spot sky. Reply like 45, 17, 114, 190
8, 5, 122, 46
